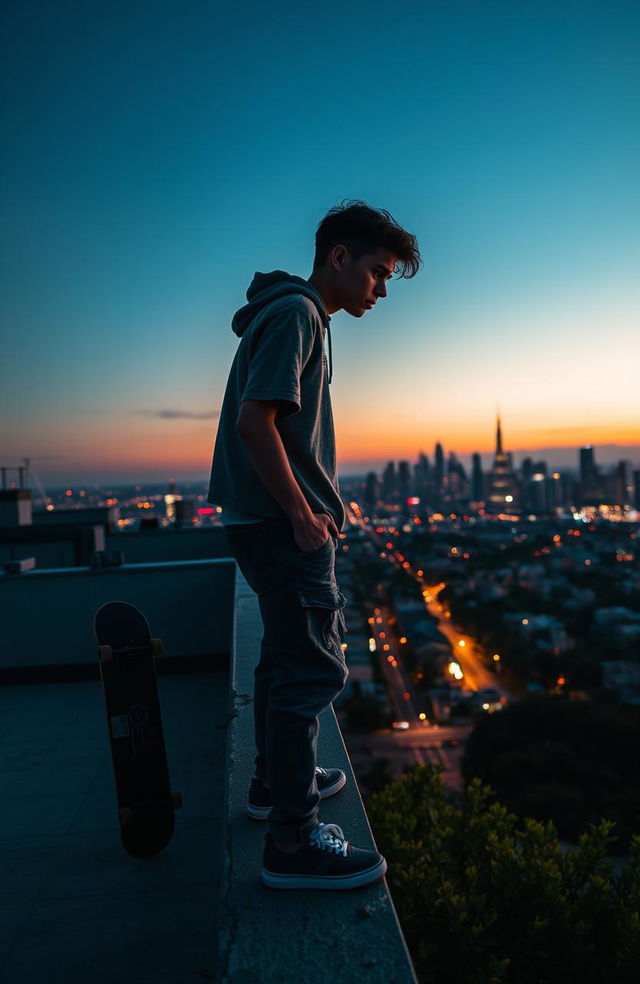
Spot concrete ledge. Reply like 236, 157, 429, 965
0, 558, 235, 679
218, 567, 417, 984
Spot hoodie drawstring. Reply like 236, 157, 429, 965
327, 321, 333, 384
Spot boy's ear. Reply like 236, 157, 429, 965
330, 244, 348, 271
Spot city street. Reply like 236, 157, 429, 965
342, 722, 471, 795
422, 583, 508, 694
350, 505, 508, 697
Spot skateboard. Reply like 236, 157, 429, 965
94, 600, 182, 858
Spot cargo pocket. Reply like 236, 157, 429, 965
297, 584, 348, 664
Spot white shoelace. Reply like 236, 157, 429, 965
309, 822, 349, 857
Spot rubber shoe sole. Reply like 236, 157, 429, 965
247, 770, 347, 820
261, 856, 387, 890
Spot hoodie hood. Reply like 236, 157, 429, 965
232, 271, 334, 383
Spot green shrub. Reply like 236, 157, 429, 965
368, 765, 640, 983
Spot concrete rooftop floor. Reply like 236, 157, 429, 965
0, 669, 228, 984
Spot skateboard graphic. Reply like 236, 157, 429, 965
94, 601, 182, 858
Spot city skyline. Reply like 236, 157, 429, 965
5, 432, 639, 490
2, 2, 638, 485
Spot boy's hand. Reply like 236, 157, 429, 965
292, 512, 340, 555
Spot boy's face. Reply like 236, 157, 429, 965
334, 247, 397, 317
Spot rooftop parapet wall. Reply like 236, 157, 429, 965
0, 558, 235, 681
1, 520, 232, 570
106, 524, 233, 564
218, 568, 418, 984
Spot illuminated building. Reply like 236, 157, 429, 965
164, 476, 181, 523
486, 414, 519, 514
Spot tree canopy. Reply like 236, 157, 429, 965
461, 696, 640, 852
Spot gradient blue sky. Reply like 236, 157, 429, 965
2, 0, 638, 484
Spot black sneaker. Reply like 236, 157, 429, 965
247, 767, 347, 820
261, 822, 387, 890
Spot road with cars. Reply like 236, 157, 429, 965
339, 502, 513, 791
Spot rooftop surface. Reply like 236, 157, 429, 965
1, 668, 228, 984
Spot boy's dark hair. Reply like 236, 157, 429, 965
313, 200, 421, 278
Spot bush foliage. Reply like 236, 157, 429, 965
368, 765, 640, 984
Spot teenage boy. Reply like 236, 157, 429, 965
208, 200, 421, 889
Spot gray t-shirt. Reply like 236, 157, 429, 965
207, 273, 345, 532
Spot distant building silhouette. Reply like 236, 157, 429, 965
414, 452, 430, 506
434, 443, 444, 492
365, 471, 379, 509
447, 451, 467, 498
398, 460, 411, 503
486, 415, 518, 514
471, 453, 484, 502
579, 445, 601, 503
606, 460, 630, 507
381, 461, 397, 501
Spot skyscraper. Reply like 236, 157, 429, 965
486, 415, 518, 514
579, 445, 601, 502
381, 461, 397, 501
365, 471, 379, 509
471, 453, 484, 501
415, 452, 430, 506
434, 443, 444, 492
398, 460, 411, 502
447, 451, 468, 498
607, 461, 630, 506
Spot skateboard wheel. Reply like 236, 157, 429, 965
172, 792, 183, 810
151, 638, 163, 656
99, 645, 113, 663
119, 807, 134, 826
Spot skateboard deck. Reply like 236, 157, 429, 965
94, 600, 181, 858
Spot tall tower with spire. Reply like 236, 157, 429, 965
486, 413, 518, 514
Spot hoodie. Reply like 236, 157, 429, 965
231, 271, 333, 383
206, 271, 345, 531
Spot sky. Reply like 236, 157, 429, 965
1, 0, 639, 486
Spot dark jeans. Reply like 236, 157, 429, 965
224, 517, 348, 843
